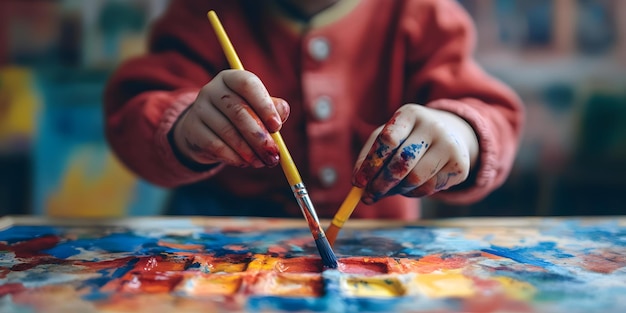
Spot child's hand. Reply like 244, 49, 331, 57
172, 70, 290, 168
353, 104, 479, 204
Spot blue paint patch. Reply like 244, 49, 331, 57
400, 143, 422, 161
374, 141, 389, 158
79, 258, 139, 301
247, 296, 328, 312
482, 243, 556, 268
43, 233, 160, 258
0, 226, 60, 244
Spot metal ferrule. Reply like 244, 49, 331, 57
291, 183, 323, 237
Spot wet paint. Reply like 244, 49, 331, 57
341, 276, 406, 297
338, 258, 390, 275
411, 269, 476, 298
176, 273, 243, 296
252, 272, 323, 297
0, 219, 624, 313
275, 257, 322, 273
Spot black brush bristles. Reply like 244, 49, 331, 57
315, 236, 338, 269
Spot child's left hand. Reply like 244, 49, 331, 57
353, 104, 479, 204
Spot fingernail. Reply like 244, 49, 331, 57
263, 151, 280, 167
278, 100, 290, 122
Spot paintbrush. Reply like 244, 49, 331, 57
326, 186, 364, 247
207, 10, 338, 269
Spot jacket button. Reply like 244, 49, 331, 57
312, 96, 333, 121
319, 166, 338, 187
308, 37, 330, 61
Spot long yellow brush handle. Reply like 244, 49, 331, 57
207, 11, 302, 186
207, 11, 244, 70
331, 186, 364, 228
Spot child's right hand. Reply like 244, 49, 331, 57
172, 70, 290, 168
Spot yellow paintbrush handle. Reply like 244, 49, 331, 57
207, 11, 244, 70
331, 186, 364, 228
270, 133, 302, 186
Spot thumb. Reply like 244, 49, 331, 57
271, 97, 291, 126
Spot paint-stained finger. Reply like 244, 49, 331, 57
403, 161, 467, 198
193, 95, 265, 168
353, 110, 414, 188
364, 138, 431, 203
180, 114, 250, 168
208, 87, 279, 167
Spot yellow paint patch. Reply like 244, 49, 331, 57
253, 273, 323, 297
412, 270, 475, 298
209, 261, 248, 273
493, 276, 536, 301
193, 255, 249, 273
341, 276, 405, 298
247, 254, 280, 271
177, 273, 242, 296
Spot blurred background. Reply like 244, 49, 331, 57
0, 0, 624, 218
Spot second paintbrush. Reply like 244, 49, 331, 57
207, 10, 338, 269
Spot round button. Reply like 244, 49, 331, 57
313, 96, 333, 121
308, 37, 330, 61
319, 167, 338, 187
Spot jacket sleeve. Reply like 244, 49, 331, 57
103, 0, 224, 188
405, 0, 525, 204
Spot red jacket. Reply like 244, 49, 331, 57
104, 0, 524, 220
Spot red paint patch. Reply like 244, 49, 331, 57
402, 254, 469, 274
581, 251, 626, 274
339, 257, 390, 275
0, 235, 61, 258
275, 257, 322, 273
0, 283, 26, 296
120, 271, 184, 293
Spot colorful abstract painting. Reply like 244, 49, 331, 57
0, 217, 625, 313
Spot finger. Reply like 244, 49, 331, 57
387, 147, 447, 197
404, 161, 468, 198
364, 137, 431, 203
353, 125, 382, 172
353, 110, 413, 188
272, 97, 290, 125
179, 114, 251, 168
221, 70, 282, 132
207, 86, 280, 167
193, 94, 266, 168
404, 147, 469, 197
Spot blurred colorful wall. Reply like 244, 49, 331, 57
0, 0, 170, 217
0, 0, 625, 218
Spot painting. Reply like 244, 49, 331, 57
0, 216, 625, 313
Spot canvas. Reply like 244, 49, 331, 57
0, 216, 624, 313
